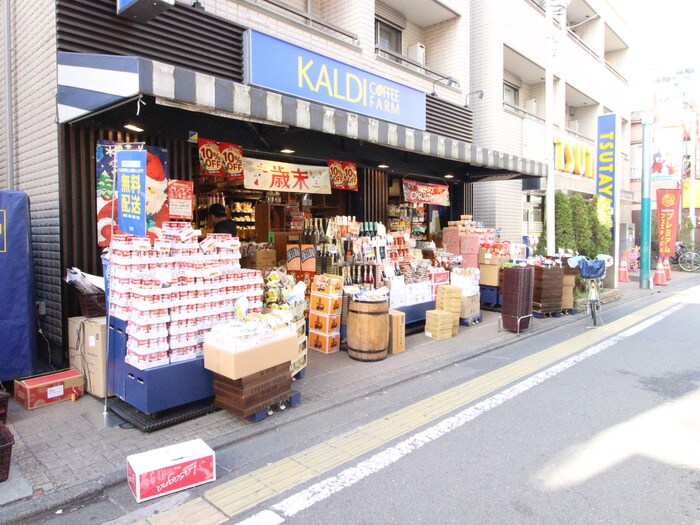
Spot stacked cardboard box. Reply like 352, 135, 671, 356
424, 309, 454, 340
562, 274, 576, 310
308, 275, 343, 354
460, 294, 481, 319
240, 249, 277, 270
212, 362, 292, 417
435, 285, 462, 336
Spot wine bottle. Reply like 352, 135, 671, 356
368, 265, 375, 287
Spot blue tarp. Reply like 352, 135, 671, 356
0, 191, 36, 381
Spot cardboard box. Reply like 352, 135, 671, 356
478, 248, 509, 266
460, 294, 481, 318
386, 277, 406, 309
460, 253, 479, 269
286, 244, 301, 271
127, 438, 215, 503
479, 264, 500, 286
68, 317, 110, 398
309, 292, 343, 315
203, 329, 299, 380
311, 274, 343, 295
388, 309, 406, 354
68, 316, 87, 351
307, 330, 341, 354
300, 244, 316, 272
405, 281, 432, 306
14, 369, 84, 410
308, 311, 341, 333
241, 249, 277, 270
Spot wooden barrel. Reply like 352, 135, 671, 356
346, 299, 390, 361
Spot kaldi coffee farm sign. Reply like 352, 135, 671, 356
402, 179, 450, 206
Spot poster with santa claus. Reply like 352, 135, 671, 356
96, 141, 170, 246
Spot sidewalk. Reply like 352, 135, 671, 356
0, 271, 695, 524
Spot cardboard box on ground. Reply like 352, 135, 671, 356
68, 316, 111, 398
14, 369, 84, 410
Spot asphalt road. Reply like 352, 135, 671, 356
29, 283, 700, 525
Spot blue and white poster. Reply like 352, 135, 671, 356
116, 149, 147, 237
248, 30, 426, 130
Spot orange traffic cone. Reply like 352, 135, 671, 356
618, 258, 630, 282
653, 258, 668, 286
663, 258, 672, 280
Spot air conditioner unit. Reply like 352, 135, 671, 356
408, 43, 426, 65
524, 98, 537, 114
568, 105, 576, 116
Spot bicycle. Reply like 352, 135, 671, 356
568, 254, 613, 326
670, 242, 700, 272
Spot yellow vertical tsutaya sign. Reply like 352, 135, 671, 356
0, 210, 6, 253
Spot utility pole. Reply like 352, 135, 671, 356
640, 112, 653, 289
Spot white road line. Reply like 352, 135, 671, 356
237, 304, 684, 524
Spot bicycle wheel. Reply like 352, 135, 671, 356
678, 251, 700, 272
590, 299, 600, 325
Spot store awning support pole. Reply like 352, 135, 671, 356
640, 112, 653, 289
4, 0, 15, 190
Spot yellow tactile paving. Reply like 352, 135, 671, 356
358, 417, 412, 441
197, 297, 676, 521
205, 475, 276, 516
325, 430, 383, 456
290, 442, 353, 473
251, 458, 316, 493
147, 497, 228, 525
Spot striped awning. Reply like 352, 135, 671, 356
57, 52, 546, 177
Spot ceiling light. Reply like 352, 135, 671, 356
280, 148, 295, 154
124, 123, 144, 133
378, 163, 389, 169
444, 174, 454, 179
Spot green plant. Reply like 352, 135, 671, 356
555, 191, 575, 251
570, 193, 593, 257
589, 195, 612, 256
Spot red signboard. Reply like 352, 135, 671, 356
656, 188, 681, 257
402, 178, 450, 206
168, 180, 194, 220
197, 139, 244, 178
328, 159, 358, 191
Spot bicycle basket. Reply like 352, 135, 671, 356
578, 259, 606, 279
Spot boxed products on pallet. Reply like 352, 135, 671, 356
435, 285, 461, 336
203, 320, 298, 380
14, 369, 84, 410
212, 362, 293, 417
127, 438, 215, 503
450, 267, 481, 296
424, 309, 454, 341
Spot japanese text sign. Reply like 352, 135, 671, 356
168, 180, 194, 221
328, 159, 358, 191
117, 149, 147, 237
656, 188, 681, 257
243, 158, 331, 194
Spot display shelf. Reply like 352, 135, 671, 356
395, 300, 435, 324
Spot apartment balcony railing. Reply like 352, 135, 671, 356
374, 45, 457, 86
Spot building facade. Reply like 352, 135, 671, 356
469, 0, 634, 249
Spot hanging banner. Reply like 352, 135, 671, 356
328, 160, 358, 191
243, 158, 331, 194
198, 139, 244, 178
96, 141, 170, 245
402, 179, 450, 206
656, 188, 681, 257
168, 180, 194, 220
198, 138, 224, 177
220, 142, 244, 178
116, 149, 148, 237
596, 114, 616, 214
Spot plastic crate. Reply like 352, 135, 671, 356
0, 391, 8, 424
0, 424, 14, 483
78, 292, 106, 318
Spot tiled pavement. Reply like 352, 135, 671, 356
0, 271, 696, 524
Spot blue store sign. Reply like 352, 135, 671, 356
116, 149, 148, 237
247, 30, 426, 130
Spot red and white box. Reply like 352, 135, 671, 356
127, 438, 216, 503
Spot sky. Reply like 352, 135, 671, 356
619, 0, 700, 107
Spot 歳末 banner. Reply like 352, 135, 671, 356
402, 179, 449, 206
243, 158, 331, 194
656, 188, 681, 257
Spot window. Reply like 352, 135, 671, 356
503, 82, 519, 106
376, 19, 402, 63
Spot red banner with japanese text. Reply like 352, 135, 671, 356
656, 188, 681, 257
328, 160, 358, 191
168, 180, 194, 220
402, 178, 450, 206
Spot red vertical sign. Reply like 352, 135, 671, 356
656, 188, 681, 256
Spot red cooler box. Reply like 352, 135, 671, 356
127, 438, 216, 503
